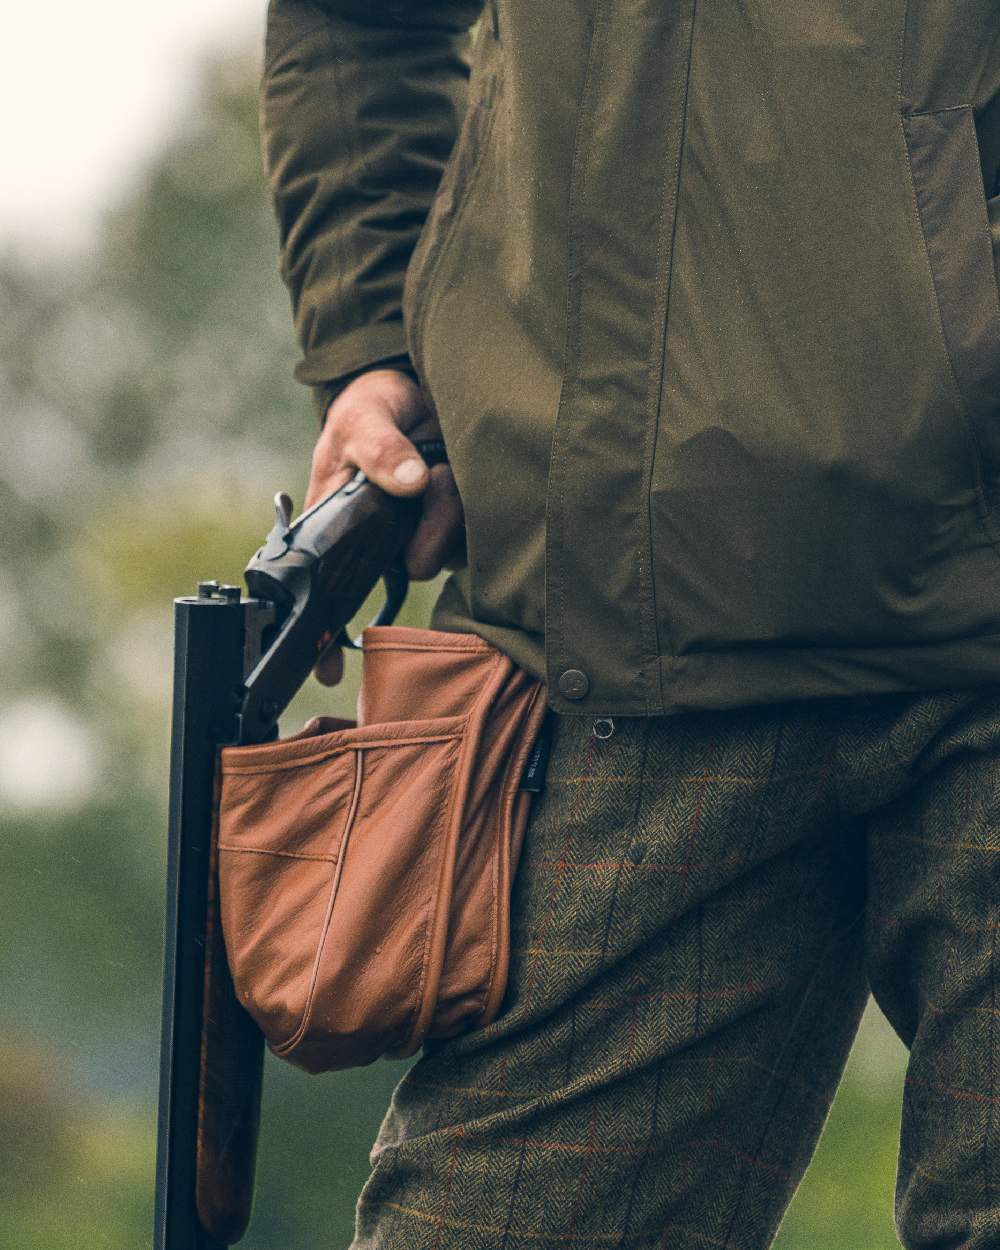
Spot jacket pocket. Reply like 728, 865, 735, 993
403, 29, 502, 380
903, 104, 1000, 522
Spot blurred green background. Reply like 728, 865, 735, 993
0, 44, 909, 1250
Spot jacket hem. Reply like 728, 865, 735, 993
293, 321, 410, 391
535, 633, 1000, 718
653, 635, 1000, 718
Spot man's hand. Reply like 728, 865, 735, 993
305, 368, 466, 686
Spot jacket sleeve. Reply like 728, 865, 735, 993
261, 0, 484, 418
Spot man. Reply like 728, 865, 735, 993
262, 2, 1000, 1246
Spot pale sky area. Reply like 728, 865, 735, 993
1, 0, 264, 256
0, 2, 265, 809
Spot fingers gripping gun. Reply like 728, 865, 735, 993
154, 440, 447, 1250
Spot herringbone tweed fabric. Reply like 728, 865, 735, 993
349, 688, 1000, 1249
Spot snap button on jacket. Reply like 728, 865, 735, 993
262, 0, 1000, 715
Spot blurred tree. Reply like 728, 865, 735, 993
0, 42, 909, 1250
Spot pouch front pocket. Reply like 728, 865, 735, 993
218, 716, 467, 1071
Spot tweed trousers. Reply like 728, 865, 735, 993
349, 687, 1000, 1249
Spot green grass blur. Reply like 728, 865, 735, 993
0, 47, 907, 1249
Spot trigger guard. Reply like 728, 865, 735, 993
333, 558, 410, 650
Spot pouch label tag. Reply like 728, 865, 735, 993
520, 712, 554, 792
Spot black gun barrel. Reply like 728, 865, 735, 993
155, 438, 448, 1247
154, 590, 260, 1250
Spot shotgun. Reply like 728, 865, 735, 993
153, 440, 448, 1248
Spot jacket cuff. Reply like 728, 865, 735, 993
294, 322, 415, 424
310, 354, 418, 425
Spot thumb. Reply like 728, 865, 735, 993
332, 403, 431, 498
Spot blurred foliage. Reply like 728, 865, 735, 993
0, 41, 909, 1250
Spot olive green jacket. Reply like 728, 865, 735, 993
262, 0, 1000, 716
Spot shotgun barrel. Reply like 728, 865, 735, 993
154, 440, 446, 1248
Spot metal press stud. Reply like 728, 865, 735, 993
592, 718, 615, 739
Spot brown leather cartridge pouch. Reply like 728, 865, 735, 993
215, 626, 549, 1073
